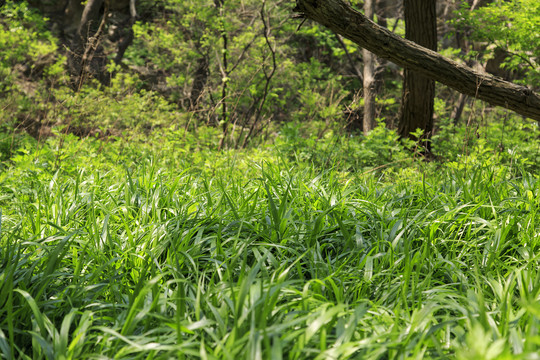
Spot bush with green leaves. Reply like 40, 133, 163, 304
432, 109, 540, 173
276, 120, 413, 173
454, 0, 540, 86
0, 1, 66, 130
0, 1, 60, 76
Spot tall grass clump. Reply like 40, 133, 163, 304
0, 130, 539, 359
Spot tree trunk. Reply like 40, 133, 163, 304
362, 0, 377, 134
63, 0, 85, 41
398, 0, 437, 152
376, 0, 389, 27
451, 93, 468, 125
189, 55, 210, 110
78, 0, 104, 39
24, 0, 135, 88
216, 0, 229, 150
68, 0, 108, 88
292, 0, 540, 121
113, 0, 137, 64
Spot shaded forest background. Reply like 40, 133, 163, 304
0, 0, 539, 165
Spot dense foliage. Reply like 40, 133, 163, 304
0, 129, 539, 358
1, 0, 538, 143
1, 0, 539, 358
455, 0, 540, 85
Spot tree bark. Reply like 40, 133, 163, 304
63, 0, 85, 41
292, 0, 540, 121
451, 93, 468, 124
189, 55, 209, 110
78, 0, 104, 39
68, 0, 108, 88
398, 0, 437, 152
113, 0, 136, 64
362, 0, 377, 135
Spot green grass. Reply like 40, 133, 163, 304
0, 132, 539, 359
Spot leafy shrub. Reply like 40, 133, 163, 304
277, 120, 411, 172
454, 0, 540, 86
433, 110, 540, 172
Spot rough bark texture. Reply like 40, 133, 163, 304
398, 0, 437, 151
362, 0, 377, 135
293, 0, 540, 121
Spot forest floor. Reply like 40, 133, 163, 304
0, 128, 539, 359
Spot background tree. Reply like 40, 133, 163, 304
455, 0, 539, 88
25, 0, 137, 88
292, 0, 540, 120
398, 0, 437, 154
1, 0, 539, 149
362, 0, 377, 134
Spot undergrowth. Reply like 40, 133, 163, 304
0, 129, 539, 359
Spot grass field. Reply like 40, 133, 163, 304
0, 131, 539, 359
